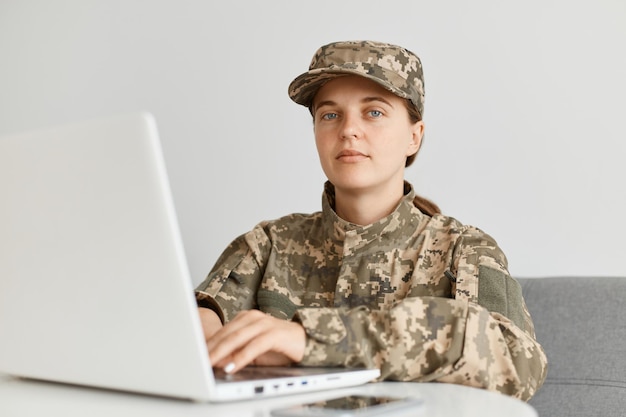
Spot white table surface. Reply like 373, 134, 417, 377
0, 373, 537, 417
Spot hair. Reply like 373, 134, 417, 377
308, 98, 441, 216
404, 100, 441, 216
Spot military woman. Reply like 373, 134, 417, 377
195, 40, 547, 401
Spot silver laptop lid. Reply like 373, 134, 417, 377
0, 112, 214, 401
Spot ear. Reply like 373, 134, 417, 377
407, 121, 425, 157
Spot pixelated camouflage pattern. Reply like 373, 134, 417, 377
288, 40, 426, 117
195, 182, 547, 401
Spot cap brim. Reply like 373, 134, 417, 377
288, 67, 410, 108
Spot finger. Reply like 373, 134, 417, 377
206, 310, 267, 352
221, 332, 279, 373
218, 321, 306, 373
207, 312, 270, 365
206, 310, 266, 350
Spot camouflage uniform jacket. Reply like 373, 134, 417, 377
196, 182, 547, 401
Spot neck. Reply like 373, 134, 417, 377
333, 183, 406, 226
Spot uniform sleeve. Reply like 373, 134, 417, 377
194, 223, 270, 322
293, 226, 548, 402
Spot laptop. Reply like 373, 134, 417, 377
0, 112, 380, 402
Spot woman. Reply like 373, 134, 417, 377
195, 40, 547, 401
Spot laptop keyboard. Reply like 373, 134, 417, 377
214, 366, 326, 382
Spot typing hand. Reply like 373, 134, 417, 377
205, 310, 306, 374
198, 307, 224, 341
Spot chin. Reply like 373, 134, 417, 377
328, 178, 376, 193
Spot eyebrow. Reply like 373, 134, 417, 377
314, 96, 395, 113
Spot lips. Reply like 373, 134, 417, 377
336, 149, 368, 161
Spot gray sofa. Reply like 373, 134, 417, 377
518, 277, 626, 417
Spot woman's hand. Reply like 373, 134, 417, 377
205, 309, 306, 374
198, 307, 223, 342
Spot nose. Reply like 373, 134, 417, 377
339, 112, 362, 140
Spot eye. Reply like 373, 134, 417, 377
321, 112, 338, 120
368, 110, 383, 118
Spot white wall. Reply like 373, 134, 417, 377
1, 0, 625, 282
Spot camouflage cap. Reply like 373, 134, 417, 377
288, 40, 425, 117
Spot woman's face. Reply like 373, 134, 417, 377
312, 75, 424, 197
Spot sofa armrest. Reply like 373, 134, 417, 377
518, 277, 626, 417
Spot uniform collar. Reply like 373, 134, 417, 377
321, 181, 423, 248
